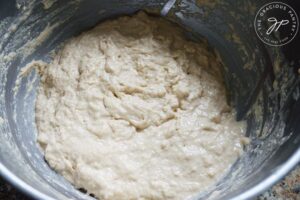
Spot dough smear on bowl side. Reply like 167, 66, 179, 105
35, 11, 249, 200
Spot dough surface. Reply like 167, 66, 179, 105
36, 12, 247, 200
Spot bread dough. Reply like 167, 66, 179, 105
36, 12, 248, 200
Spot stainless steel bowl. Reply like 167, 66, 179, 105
0, 0, 299, 199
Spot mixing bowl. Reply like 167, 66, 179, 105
0, 0, 299, 199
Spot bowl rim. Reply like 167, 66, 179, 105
0, 147, 300, 200
0, 163, 55, 200
231, 147, 300, 200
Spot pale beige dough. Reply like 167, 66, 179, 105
36, 12, 248, 200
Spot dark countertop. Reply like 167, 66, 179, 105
0, 177, 30, 200
257, 165, 300, 200
0, 165, 299, 200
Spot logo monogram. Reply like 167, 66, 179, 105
254, 2, 298, 46
266, 17, 289, 35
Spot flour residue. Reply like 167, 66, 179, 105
42, 0, 57, 9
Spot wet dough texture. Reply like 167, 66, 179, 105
36, 12, 247, 200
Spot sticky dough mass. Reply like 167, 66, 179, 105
36, 12, 247, 200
